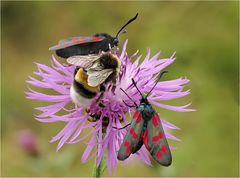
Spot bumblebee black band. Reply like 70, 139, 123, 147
73, 80, 97, 98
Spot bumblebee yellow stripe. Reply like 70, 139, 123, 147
75, 68, 100, 93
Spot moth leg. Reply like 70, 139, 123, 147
113, 123, 130, 130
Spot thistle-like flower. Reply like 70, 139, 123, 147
26, 40, 193, 173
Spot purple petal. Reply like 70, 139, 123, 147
149, 90, 191, 101
50, 120, 77, 143
36, 100, 70, 117
161, 119, 180, 130
120, 39, 128, 60
81, 135, 96, 163
135, 147, 151, 165
69, 115, 89, 142
67, 129, 95, 144
150, 101, 195, 112
26, 88, 70, 102
165, 133, 181, 141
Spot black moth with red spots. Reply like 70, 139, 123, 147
49, 13, 138, 59
117, 71, 172, 166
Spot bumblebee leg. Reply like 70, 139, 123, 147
100, 85, 105, 92
96, 92, 104, 103
85, 108, 90, 113
111, 85, 116, 94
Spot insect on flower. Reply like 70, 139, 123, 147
49, 13, 138, 58
118, 71, 172, 166
67, 52, 121, 108
26, 40, 194, 173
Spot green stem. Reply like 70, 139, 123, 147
93, 163, 101, 178
93, 129, 107, 178
93, 155, 106, 178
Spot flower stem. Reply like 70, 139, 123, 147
93, 154, 106, 178
93, 127, 107, 178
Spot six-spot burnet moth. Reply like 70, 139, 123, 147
117, 71, 172, 166
49, 13, 138, 58
49, 12, 172, 166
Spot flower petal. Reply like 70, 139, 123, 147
81, 135, 96, 163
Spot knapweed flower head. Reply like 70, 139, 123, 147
26, 40, 193, 173
17, 129, 39, 157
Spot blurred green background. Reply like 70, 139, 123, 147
1, 1, 238, 177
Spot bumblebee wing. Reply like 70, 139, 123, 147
87, 69, 113, 87
117, 110, 144, 160
49, 36, 104, 51
66, 55, 100, 68
144, 112, 172, 166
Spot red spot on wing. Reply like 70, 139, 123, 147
156, 114, 161, 122
129, 127, 138, 139
152, 132, 164, 142
130, 128, 134, 135
143, 130, 149, 149
136, 115, 142, 124
71, 37, 86, 43
152, 135, 160, 142
133, 111, 140, 119
63, 43, 69, 47
161, 146, 167, 153
133, 132, 138, 139
152, 115, 158, 127
92, 37, 103, 41
126, 147, 131, 156
71, 37, 78, 42
159, 132, 164, 139
77, 38, 84, 42
152, 114, 161, 127
156, 151, 162, 160
124, 140, 130, 147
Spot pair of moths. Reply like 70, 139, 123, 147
50, 13, 172, 166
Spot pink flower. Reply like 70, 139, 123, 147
17, 129, 39, 157
26, 40, 193, 173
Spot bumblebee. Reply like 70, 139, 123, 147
68, 53, 121, 107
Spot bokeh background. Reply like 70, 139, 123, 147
1, 1, 239, 177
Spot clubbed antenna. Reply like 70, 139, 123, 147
146, 71, 168, 98
115, 13, 138, 38
120, 88, 137, 107
131, 78, 144, 98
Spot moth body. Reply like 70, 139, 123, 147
117, 72, 172, 166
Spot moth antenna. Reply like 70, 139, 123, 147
131, 78, 144, 98
120, 88, 137, 107
117, 29, 127, 37
115, 13, 138, 38
146, 71, 168, 98
113, 123, 130, 130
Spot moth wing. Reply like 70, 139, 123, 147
66, 55, 100, 68
144, 112, 172, 166
117, 111, 144, 160
49, 36, 104, 51
87, 69, 113, 87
